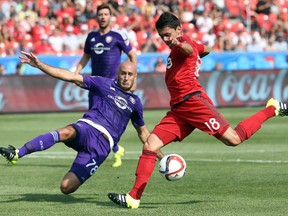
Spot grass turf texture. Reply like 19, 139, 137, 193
0, 108, 288, 216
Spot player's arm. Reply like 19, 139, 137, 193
170, 36, 193, 55
134, 125, 150, 144
127, 49, 137, 66
200, 45, 211, 58
74, 53, 91, 74
134, 125, 165, 159
19, 51, 84, 87
176, 40, 193, 55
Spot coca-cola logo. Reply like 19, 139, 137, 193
205, 69, 288, 106
54, 80, 88, 110
53, 78, 148, 111
29, 69, 288, 112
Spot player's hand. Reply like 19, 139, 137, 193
169, 36, 181, 48
19, 51, 40, 68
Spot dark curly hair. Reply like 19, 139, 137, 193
155, 12, 181, 30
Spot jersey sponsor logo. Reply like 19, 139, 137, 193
108, 94, 132, 112
91, 43, 111, 54
90, 38, 95, 42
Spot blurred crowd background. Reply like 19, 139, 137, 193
0, 0, 287, 57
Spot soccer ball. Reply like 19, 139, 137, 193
159, 154, 186, 181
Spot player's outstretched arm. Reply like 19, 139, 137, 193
19, 51, 84, 87
74, 53, 90, 74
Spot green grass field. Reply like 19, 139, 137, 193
0, 108, 288, 216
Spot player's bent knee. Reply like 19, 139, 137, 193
60, 172, 81, 194
143, 141, 159, 152
143, 134, 164, 152
58, 126, 76, 142
219, 129, 242, 147
60, 182, 79, 194
225, 141, 240, 147
219, 137, 241, 147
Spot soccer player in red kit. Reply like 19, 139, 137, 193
108, 12, 288, 209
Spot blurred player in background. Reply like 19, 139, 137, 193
0, 52, 152, 194
74, 3, 137, 167
108, 12, 288, 209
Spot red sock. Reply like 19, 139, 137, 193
128, 150, 157, 200
235, 106, 275, 142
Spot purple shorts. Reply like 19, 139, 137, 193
65, 121, 111, 184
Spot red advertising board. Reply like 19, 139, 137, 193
0, 69, 287, 113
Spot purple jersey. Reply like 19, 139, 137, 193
81, 75, 144, 145
84, 29, 132, 79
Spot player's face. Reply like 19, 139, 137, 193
117, 63, 137, 91
157, 26, 181, 48
97, 9, 111, 29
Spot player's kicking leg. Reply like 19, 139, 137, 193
266, 98, 288, 116
112, 145, 125, 167
0, 145, 19, 165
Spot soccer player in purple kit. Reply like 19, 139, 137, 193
0, 51, 149, 194
74, 3, 137, 167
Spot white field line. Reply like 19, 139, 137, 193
25, 150, 288, 164
25, 149, 288, 155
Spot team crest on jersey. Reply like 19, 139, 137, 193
129, 96, 135, 104
106, 36, 113, 43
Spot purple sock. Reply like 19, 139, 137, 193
112, 145, 118, 153
18, 131, 60, 158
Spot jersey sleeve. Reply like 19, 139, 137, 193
84, 33, 92, 54
130, 97, 145, 127
82, 75, 102, 91
191, 40, 205, 55
182, 35, 205, 55
116, 31, 132, 54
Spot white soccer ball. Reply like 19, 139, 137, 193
159, 154, 186, 181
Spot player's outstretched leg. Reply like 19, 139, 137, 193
0, 145, 19, 165
112, 145, 125, 167
266, 98, 288, 117
108, 193, 140, 209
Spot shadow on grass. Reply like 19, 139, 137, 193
148, 200, 204, 205
0, 163, 70, 168
0, 193, 142, 208
0, 193, 98, 204
0, 193, 206, 209
101, 200, 206, 210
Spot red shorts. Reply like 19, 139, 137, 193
152, 91, 230, 145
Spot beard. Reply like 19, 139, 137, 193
121, 85, 132, 91
99, 21, 110, 30
118, 81, 133, 92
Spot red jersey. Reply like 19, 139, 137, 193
165, 35, 205, 107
